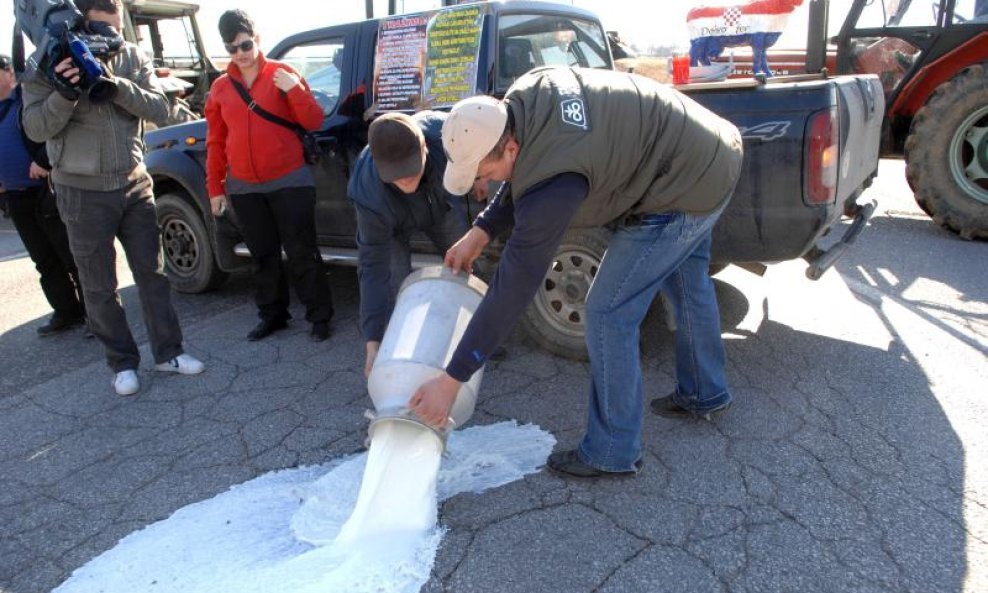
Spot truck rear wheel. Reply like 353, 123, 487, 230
905, 63, 988, 240
518, 229, 724, 360
521, 228, 610, 361
157, 193, 228, 293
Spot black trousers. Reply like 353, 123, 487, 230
56, 177, 185, 371
6, 185, 85, 320
230, 187, 334, 324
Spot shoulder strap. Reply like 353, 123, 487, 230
12, 20, 26, 75
229, 77, 306, 135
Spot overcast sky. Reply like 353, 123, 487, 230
1, 0, 853, 60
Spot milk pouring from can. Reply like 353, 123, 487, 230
366, 266, 488, 444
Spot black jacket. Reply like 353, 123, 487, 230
0, 86, 49, 169
348, 111, 468, 342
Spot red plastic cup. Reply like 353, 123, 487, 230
671, 54, 690, 85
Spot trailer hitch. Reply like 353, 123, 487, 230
804, 199, 877, 280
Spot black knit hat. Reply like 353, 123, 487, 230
368, 113, 426, 183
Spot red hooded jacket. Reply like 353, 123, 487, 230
205, 53, 324, 198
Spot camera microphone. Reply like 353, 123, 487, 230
66, 32, 104, 80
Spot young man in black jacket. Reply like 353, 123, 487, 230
349, 112, 472, 376
0, 54, 86, 336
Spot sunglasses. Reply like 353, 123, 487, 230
224, 39, 255, 54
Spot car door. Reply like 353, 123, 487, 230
272, 25, 365, 247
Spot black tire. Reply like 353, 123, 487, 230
842, 187, 863, 218
156, 192, 228, 293
520, 228, 610, 361
904, 63, 988, 240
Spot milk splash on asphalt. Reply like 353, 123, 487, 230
52, 421, 555, 593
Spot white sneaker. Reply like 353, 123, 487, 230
113, 370, 140, 396
154, 353, 205, 375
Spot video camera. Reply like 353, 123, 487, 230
14, 0, 124, 102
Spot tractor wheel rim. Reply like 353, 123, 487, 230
532, 246, 600, 338
949, 104, 988, 206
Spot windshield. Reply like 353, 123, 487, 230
855, 0, 942, 27
133, 15, 201, 71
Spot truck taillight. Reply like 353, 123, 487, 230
805, 108, 839, 205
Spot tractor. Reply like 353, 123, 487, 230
728, 0, 988, 238
823, 0, 988, 239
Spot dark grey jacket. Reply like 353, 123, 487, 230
506, 66, 743, 227
21, 43, 169, 191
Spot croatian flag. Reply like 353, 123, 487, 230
687, 0, 799, 40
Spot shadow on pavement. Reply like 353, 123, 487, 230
461, 275, 967, 593
0, 270, 256, 400
0, 251, 971, 593
834, 214, 987, 352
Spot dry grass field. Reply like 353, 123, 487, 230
616, 56, 672, 84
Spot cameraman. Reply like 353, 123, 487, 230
21, 0, 205, 396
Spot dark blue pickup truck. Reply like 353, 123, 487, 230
144, 0, 884, 359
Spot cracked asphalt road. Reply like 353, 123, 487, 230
1, 160, 985, 593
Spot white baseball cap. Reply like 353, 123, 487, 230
441, 95, 509, 195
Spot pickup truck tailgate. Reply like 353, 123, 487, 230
685, 74, 884, 265
835, 75, 884, 200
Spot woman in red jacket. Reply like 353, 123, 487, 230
206, 10, 334, 342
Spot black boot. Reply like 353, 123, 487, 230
37, 313, 84, 337
247, 319, 288, 341
309, 321, 331, 342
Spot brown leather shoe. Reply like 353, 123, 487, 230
650, 393, 731, 420
546, 449, 642, 478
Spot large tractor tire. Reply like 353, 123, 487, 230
905, 63, 988, 240
520, 228, 610, 361
156, 193, 228, 293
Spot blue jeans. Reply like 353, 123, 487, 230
578, 205, 730, 472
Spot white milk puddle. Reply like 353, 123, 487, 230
53, 421, 555, 593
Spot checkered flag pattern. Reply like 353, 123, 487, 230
723, 6, 742, 27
